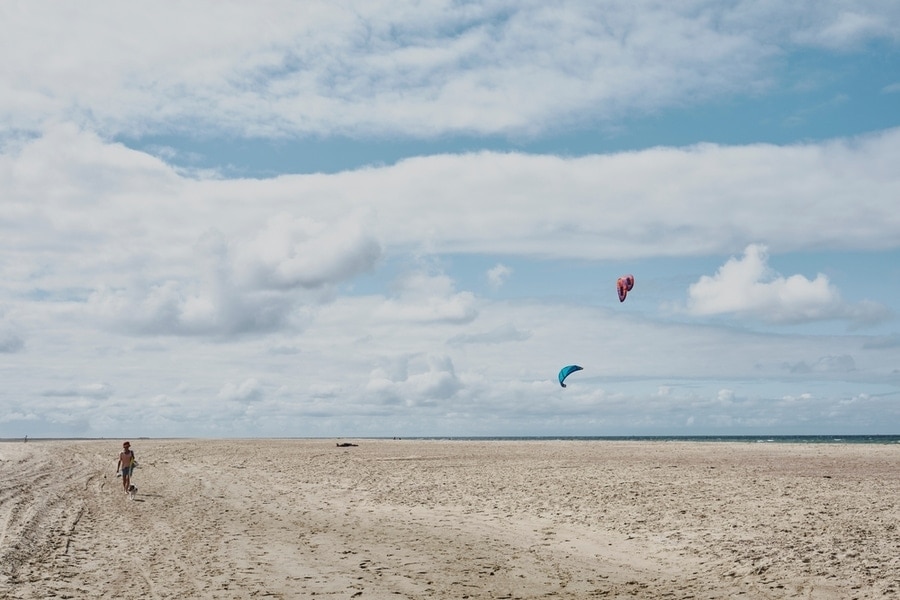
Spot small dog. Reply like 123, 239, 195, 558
127, 484, 138, 500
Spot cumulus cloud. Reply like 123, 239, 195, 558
218, 378, 263, 402
686, 244, 889, 325
83, 213, 380, 337
717, 389, 735, 403
366, 354, 461, 406
231, 213, 382, 290
375, 272, 477, 324
486, 263, 512, 290
86, 276, 298, 337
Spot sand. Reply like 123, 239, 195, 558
1, 439, 898, 599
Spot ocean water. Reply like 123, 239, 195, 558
404, 435, 900, 444
4, 435, 899, 444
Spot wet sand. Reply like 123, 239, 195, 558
1, 439, 898, 599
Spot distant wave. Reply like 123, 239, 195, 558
395, 435, 900, 444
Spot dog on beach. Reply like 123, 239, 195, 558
127, 484, 138, 500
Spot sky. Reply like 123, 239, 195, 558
1, 1, 899, 439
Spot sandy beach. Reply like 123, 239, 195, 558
1, 439, 898, 599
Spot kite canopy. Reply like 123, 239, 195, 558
558, 365, 583, 387
617, 274, 635, 302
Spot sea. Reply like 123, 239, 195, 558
3, 435, 900, 444
399, 435, 900, 444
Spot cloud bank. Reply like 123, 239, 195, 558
1, 2, 898, 438
3, 1, 899, 138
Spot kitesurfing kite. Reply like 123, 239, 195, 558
617, 274, 635, 302
558, 365, 583, 388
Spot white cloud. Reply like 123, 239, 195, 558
717, 389, 735, 403
369, 132, 900, 258
3, 2, 898, 139
0, 323, 24, 353
231, 213, 382, 290
41, 383, 114, 399
487, 263, 512, 289
791, 9, 899, 50
2, 0, 900, 438
218, 378, 263, 402
366, 354, 461, 406
3, 280, 898, 437
85, 275, 300, 337
686, 244, 889, 325
3, 127, 900, 284
375, 272, 477, 324
448, 323, 531, 346
406, 355, 462, 402
79, 211, 380, 337
785, 355, 856, 374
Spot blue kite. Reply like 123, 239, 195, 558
558, 365, 583, 388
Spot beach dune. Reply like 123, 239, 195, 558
1, 439, 898, 599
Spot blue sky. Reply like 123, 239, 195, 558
1, 1, 899, 438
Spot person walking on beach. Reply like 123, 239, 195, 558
116, 441, 136, 494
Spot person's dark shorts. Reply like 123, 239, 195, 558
121, 466, 133, 477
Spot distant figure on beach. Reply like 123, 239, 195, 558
116, 441, 136, 494
24, 435, 27, 443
